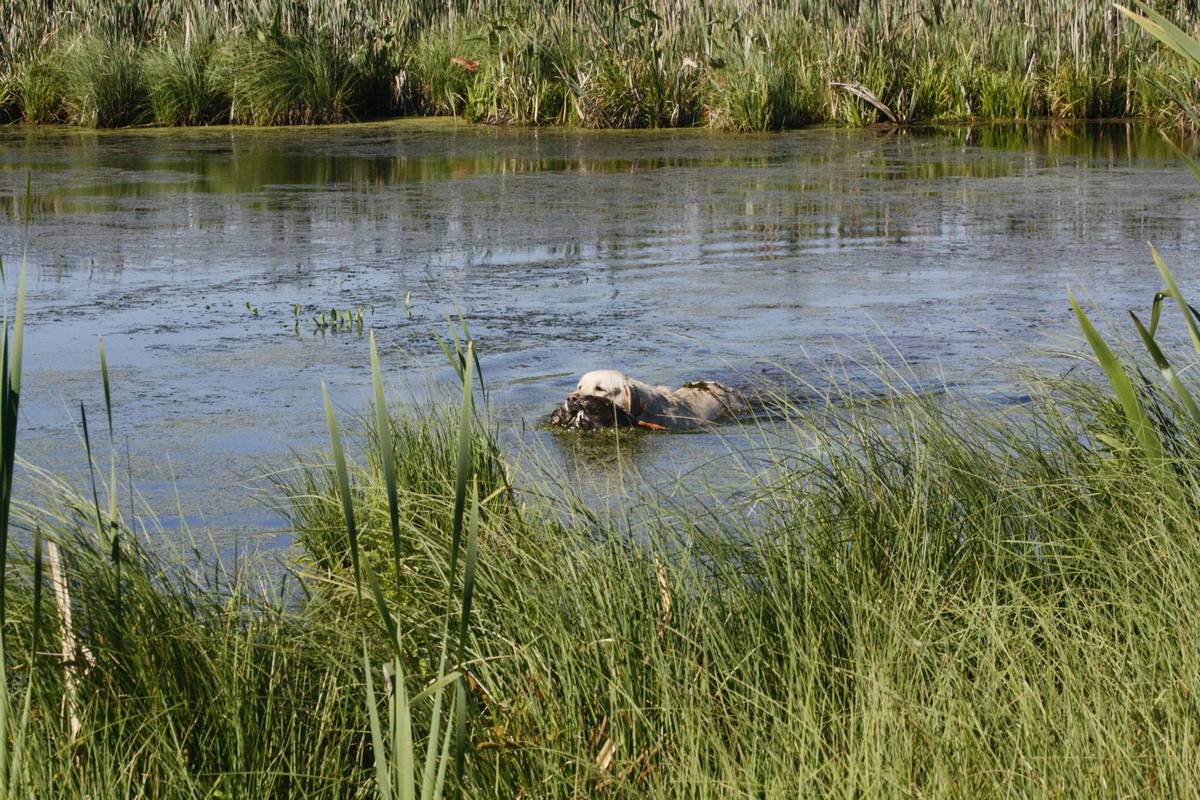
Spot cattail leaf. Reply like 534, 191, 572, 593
321, 381, 360, 589
448, 341, 474, 610
1131, 311, 1200, 425
1150, 246, 1200, 357
1070, 291, 1172, 478
1116, 3, 1200, 68
364, 641, 392, 800
370, 332, 403, 590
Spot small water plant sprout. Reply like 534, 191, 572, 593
312, 305, 368, 334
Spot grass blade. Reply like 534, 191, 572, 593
99, 336, 113, 439
456, 478, 479, 664
1116, 3, 1200, 69
1131, 311, 1200, 425
431, 685, 455, 800
412, 670, 462, 708
364, 640, 393, 800
394, 652, 415, 800
1150, 246, 1200, 357
361, 554, 399, 653
370, 332, 403, 590
0, 216, 29, 625
447, 341, 474, 622
322, 381, 361, 589
420, 679, 447, 800
80, 403, 106, 544
1159, 130, 1200, 184
452, 678, 467, 783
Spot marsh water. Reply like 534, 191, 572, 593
1, 121, 1198, 554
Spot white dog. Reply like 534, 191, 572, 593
553, 369, 743, 431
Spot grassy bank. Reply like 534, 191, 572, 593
1, 0, 1199, 130
5, 353, 1200, 796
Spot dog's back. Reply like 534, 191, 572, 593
635, 380, 743, 429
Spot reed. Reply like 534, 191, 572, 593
0, 0, 1196, 128
142, 38, 227, 126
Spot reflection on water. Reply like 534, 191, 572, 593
5, 121, 1186, 213
0, 120, 1197, 553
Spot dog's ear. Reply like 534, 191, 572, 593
623, 378, 642, 417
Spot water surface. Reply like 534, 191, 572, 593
1, 121, 1197, 553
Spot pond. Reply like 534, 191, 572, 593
1, 121, 1197, 554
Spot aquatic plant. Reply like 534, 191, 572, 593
271, 346, 1200, 797
0, 178, 34, 800
57, 34, 149, 128
319, 330, 483, 798
0, 74, 18, 124
14, 59, 67, 125
0, 0, 1196, 129
406, 24, 488, 117
309, 306, 368, 334
220, 31, 362, 125
142, 37, 227, 126
1118, 1, 1200, 126
463, 21, 570, 126
2, 274, 1200, 796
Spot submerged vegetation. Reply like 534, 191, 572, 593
1, 0, 1199, 130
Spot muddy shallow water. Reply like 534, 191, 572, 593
1, 121, 1198, 555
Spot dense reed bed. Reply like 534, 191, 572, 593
1, 0, 1199, 130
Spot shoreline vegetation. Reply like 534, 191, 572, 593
6, 327, 1200, 795
2, 0, 1200, 131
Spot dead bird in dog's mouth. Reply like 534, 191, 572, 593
548, 393, 638, 430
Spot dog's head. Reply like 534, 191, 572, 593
550, 370, 640, 429
570, 370, 637, 415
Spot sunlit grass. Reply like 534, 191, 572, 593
273, 359, 1200, 796
142, 38, 227, 126
1, 316, 1199, 796
57, 35, 149, 128
0, 0, 1196, 128
221, 32, 362, 125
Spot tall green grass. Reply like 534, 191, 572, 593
14, 60, 66, 125
142, 38, 227, 126
0, 0, 1197, 128
264, 358, 1200, 796
57, 35, 149, 128
3, 282, 1200, 797
3, 355, 1199, 796
221, 32, 363, 125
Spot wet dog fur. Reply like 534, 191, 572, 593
550, 369, 742, 431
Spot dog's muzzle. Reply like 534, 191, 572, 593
549, 395, 633, 430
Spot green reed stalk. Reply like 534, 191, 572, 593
325, 330, 480, 798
